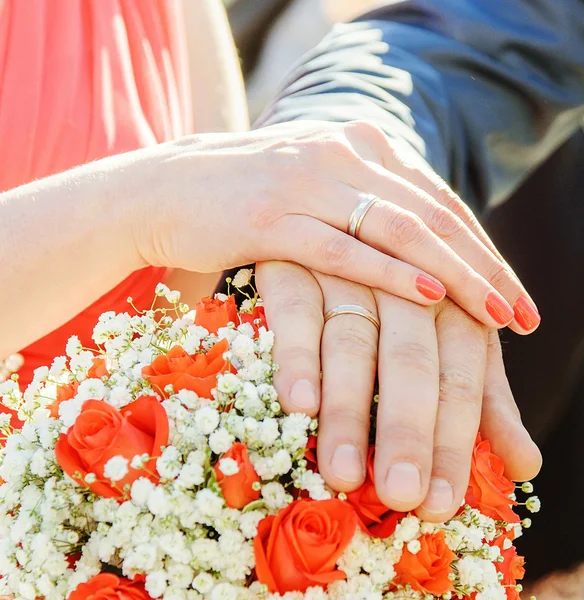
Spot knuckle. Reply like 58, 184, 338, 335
311, 136, 361, 166
250, 199, 287, 232
390, 341, 437, 377
428, 207, 465, 242
324, 405, 371, 431
486, 330, 503, 354
319, 235, 354, 268
330, 326, 378, 362
376, 257, 398, 288
278, 294, 323, 323
485, 260, 512, 290
276, 344, 320, 370
384, 211, 426, 249
432, 443, 470, 476
439, 366, 481, 407
377, 423, 431, 454
347, 120, 387, 143
436, 185, 469, 217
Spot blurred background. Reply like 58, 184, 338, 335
224, 0, 382, 120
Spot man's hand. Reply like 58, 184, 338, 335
256, 261, 542, 521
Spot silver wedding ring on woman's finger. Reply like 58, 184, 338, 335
324, 304, 381, 330
347, 194, 380, 239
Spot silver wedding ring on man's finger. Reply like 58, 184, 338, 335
347, 194, 380, 239
324, 304, 381, 330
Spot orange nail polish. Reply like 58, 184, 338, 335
416, 275, 446, 301
514, 295, 541, 331
486, 292, 514, 325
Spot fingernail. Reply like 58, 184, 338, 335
289, 379, 318, 410
422, 477, 454, 514
331, 444, 365, 483
384, 461, 422, 504
485, 292, 514, 325
513, 295, 541, 331
416, 275, 446, 301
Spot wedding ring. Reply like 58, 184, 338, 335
324, 304, 381, 330
347, 194, 379, 239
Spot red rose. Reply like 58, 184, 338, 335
55, 395, 169, 499
304, 435, 318, 473
239, 306, 268, 336
254, 498, 358, 594
465, 434, 519, 523
142, 340, 233, 399
492, 535, 525, 600
346, 446, 406, 537
69, 574, 148, 600
214, 442, 261, 509
194, 295, 238, 334
394, 530, 456, 596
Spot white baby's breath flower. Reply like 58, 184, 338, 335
271, 449, 292, 476
76, 378, 107, 401
232, 269, 253, 289
194, 406, 220, 435
103, 456, 129, 482
155, 283, 171, 297
157, 446, 183, 480
218, 457, 239, 476
192, 572, 215, 594
261, 482, 287, 510
131, 477, 156, 506
166, 290, 181, 304
209, 429, 235, 454
526, 496, 541, 513
146, 570, 168, 598
66, 335, 82, 357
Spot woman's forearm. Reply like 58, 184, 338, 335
0, 153, 146, 356
182, 0, 249, 133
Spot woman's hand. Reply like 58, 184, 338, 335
135, 120, 536, 330
256, 260, 542, 521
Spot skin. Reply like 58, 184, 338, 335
0, 0, 541, 522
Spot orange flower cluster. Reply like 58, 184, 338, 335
251, 434, 524, 597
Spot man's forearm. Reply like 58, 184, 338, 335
258, 0, 584, 212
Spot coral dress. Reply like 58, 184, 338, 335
0, 0, 192, 387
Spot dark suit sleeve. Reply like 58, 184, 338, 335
256, 0, 584, 211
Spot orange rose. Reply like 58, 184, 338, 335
465, 434, 519, 523
492, 535, 525, 600
304, 435, 318, 472
394, 530, 456, 596
194, 295, 238, 334
214, 442, 261, 508
55, 395, 169, 499
239, 306, 268, 336
142, 340, 232, 399
254, 498, 358, 594
69, 574, 148, 600
49, 357, 108, 419
346, 446, 406, 538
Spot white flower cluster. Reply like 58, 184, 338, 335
0, 282, 531, 600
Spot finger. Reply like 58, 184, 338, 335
416, 301, 487, 522
308, 191, 514, 329
255, 261, 323, 416
264, 214, 446, 306
479, 329, 542, 481
373, 292, 438, 512
315, 273, 378, 492
344, 121, 506, 261
344, 122, 539, 334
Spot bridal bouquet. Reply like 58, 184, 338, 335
0, 273, 538, 600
